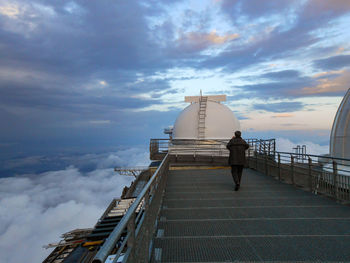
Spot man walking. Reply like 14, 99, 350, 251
226, 131, 249, 191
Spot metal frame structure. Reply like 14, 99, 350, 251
247, 149, 350, 202
114, 167, 149, 177
91, 140, 350, 263
92, 154, 170, 263
150, 138, 276, 160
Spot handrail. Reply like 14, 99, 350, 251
92, 154, 170, 263
248, 150, 350, 202
275, 151, 350, 162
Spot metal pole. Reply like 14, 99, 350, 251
127, 213, 136, 261
333, 160, 339, 201
291, 155, 295, 185
92, 154, 169, 263
259, 141, 261, 154
278, 153, 281, 181
308, 157, 312, 191
265, 154, 268, 176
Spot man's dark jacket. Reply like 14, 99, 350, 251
226, 137, 249, 165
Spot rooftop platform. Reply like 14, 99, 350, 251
152, 167, 350, 262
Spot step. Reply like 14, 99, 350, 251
152, 236, 350, 262
157, 218, 350, 237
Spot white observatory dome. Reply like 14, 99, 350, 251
172, 99, 240, 140
330, 88, 350, 160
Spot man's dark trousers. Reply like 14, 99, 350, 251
231, 165, 244, 185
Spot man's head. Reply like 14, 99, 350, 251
234, 130, 241, 138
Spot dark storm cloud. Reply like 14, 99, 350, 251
314, 55, 350, 70
253, 101, 305, 113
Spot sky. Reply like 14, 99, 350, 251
0, 0, 349, 160
0, 0, 349, 262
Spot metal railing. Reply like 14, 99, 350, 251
92, 154, 170, 263
150, 138, 275, 157
150, 139, 169, 159
94, 139, 349, 263
247, 149, 350, 202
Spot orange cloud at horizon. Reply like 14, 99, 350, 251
271, 113, 294, 118
297, 70, 350, 96
312, 70, 345, 78
300, 71, 350, 95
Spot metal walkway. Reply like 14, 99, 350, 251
153, 168, 350, 262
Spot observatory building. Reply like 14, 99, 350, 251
172, 94, 240, 140
43, 92, 350, 263
330, 88, 350, 160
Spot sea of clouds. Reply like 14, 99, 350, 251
276, 137, 329, 155
0, 139, 329, 263
0, 148, 149, 263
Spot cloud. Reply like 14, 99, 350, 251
234, 80, 312, 99
314, 55, 350, 71
234, 67, 348, 99
253, 101, 304, 113
302, 0, 350, 19
220, 0, 296, 18
1, 147, 150, 176
271, 113, 294, 118
0, 148, 150, 263
276, 137, 329, 156
176, 30, 239, 52
0, 3, 20, 19
205, 0, 350, 75
89, 120, 111, 125
312, 70, 345, 78
298, 70, 350, 96
0, 0, 349, 159
261, 70, 301, 80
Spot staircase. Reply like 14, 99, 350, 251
198, 96, 208, 139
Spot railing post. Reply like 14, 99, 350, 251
259, 142, 261, 154
333, 160, 339, 201
145, 188, 150, 211
127, 212, 136, 261
308, 157, 312, 191
264, 154, 268, 176
255, 151, 258, 170
278, 153, 281, 181
291, 155, 295, 185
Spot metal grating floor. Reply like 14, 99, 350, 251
152, 168, 350, 262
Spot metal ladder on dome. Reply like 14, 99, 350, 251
198, 96, 208, 139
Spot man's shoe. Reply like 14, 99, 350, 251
235, 184, 240, 191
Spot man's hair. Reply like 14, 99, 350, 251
234, 130, 241, 137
